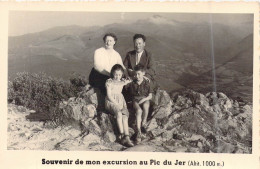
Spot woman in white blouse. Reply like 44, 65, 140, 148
89, 33, 125, 96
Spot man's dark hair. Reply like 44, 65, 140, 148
134, 64, 145, 72
133, 34, 146, 42
103, 33, 118, 43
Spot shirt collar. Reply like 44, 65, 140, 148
133, 79, 145, 85
136, 50, 144, 57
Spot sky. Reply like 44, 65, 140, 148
8, 11, 253, 36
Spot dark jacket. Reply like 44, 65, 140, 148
123, 49, 156, 80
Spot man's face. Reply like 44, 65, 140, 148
135, 70, 145, 81
134, 38, 145, 53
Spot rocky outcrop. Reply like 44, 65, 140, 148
8, 88, 252, 153
60, 97, 96, 121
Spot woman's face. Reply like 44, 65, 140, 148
113, 70, 123, 81
105, 36, 116, 49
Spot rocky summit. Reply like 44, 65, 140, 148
8, 88, 252, 153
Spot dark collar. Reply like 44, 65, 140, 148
133, 79, 146, 86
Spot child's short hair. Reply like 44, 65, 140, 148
110, 64, 124, 78
134, 64, 145, 72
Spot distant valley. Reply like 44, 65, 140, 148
8, 15, 253, 102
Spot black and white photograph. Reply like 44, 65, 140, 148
6, 10, 254, 154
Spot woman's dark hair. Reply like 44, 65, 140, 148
133, 34, 146, 42
103, 33, 118, 43
110, 64, 124, 78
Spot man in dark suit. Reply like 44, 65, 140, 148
123, 34, 158, 138
123, 34, 156, 83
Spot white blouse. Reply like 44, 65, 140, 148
94, 47, 125, 75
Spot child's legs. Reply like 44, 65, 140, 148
141, 100, 150, 126
122, 115, 129, 136
133, 101, 142, 133
116, 112, 124, 134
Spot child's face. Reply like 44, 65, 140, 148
113, 70, 123, 81
135, 70, 145, 81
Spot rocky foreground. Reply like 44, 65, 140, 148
8, 89, 252, 153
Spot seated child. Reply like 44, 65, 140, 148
127, 64, 153, 144
105, 64, 134, 147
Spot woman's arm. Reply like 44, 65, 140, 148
94, 49, 110, 76
116, 53, 126, 69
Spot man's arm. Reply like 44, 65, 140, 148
145, 54, 156, 80
123, 53, 134, 78
123, 52, 130, 69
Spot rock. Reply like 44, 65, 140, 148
187, 90, 209, 106
173, 95, 193, 110
186, 134, 206, 142
17, 106, 27, 113
79, 88, 99, 108
82, 104, 96, 118
97, 113, 117, 141
7, 88, 252, 153
189, 147, 200, 153
173, 147, 188, 152
103, 132, 116, 143
61, 98, 97, 122
82, 133, 102, 146
151, 90, 173, 119
214, 140, 236, 153
128, 127, 135, 138
8, 123, 18, 131
197, 141, 203, 149
56, 138, 81, 151
206, 92, 218, 106
146, 118, 158, 131
172, 113, 181, 120
149, 128, 165, 138
85, 120, 102, 136
152, 107, 172, 120
28, 110, 36, 114
153, 90, 172, 106
161, 130, 175, 141
98, 113, 117, 133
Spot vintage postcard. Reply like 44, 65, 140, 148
0, 1, 259, 169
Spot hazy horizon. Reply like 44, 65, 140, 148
9, 11, 252, 36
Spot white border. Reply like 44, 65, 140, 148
0, 2, 259, 169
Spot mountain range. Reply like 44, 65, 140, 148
8, 15, 253, 102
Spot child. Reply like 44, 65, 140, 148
105, 64, 134, 147
128, 64, 153, 144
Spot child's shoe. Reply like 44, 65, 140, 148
121, 135, 134, 147
117, 133, 124, 143
135, 132, 142, 144
141, 123, 148, 134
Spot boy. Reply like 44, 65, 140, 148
128, 64, 153, 144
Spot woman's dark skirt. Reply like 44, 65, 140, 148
89, 68, 110, 96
